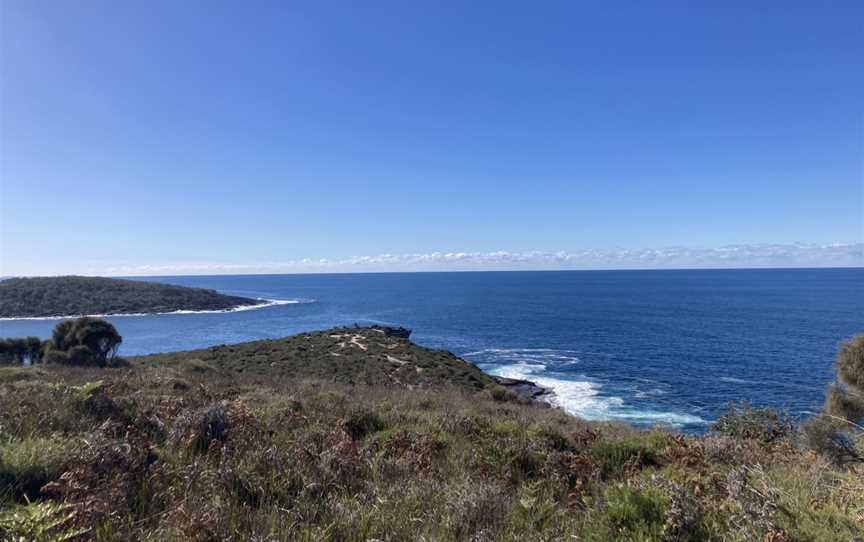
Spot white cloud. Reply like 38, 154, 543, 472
78, 242, 864, 276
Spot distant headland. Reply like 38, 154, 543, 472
0, 276, 271, 319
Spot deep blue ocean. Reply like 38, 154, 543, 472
2, 269, 862, 431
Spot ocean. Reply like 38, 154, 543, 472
2, 268, 861, 431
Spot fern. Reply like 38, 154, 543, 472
0, 499, 89, 542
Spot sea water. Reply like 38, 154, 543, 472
2, 268, 861, 431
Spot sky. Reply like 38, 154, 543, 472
1, 0, 862, 276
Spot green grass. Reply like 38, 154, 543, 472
0, 327, 861, 541
590, 431, 668, 479
0, 366, 50, 384
583, 484, 669, 541
0, 435, 80, 503
0, 500, 89, 542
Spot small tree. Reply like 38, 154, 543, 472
73, 318, 122, 364
49, 319, 77, 352
825, 334, 864, 426
23, 337, 44, 364
43, 317, 122, 367
0, 337, 45, 364
804, 333, 864, 464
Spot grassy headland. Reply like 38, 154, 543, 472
0, 327, 862, 541
0, 276, 265, 318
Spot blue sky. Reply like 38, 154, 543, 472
1, 1, 862, 275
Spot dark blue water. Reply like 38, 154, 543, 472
2, 269, 861, 430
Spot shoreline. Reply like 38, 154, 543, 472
489, 368, 708, 428
0, 298, 310, 321
491, 375, 556, 404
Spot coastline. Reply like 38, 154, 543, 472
492, 374, 556, 403
0, 298, 309, 321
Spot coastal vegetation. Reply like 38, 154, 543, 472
41, 317, 123, 367
0, 337, 43, 365
801, 334, 864, 465
0, 322, 861, 541
0, 276, 264, 318
0, 318, 122, 368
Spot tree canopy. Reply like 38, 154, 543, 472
0, 337, 43, 365
42, 317, 123, 367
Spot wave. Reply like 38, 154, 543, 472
719, 376, 758, 385
466, 348, 706, 428
0, 298, 313, 321
634, 388, 668, 398
464, 347, 581, 365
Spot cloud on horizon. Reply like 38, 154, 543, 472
73, 242, 864, 276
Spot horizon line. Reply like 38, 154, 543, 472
3, 264, 862, 280
3, 242, 861, 277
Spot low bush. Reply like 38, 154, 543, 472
800, 417, 862, 465
0, 435, 79, 502
711, 401, 794, 443
489, 386, 520, 403
342, 407, 385, 440
526, 423, 571, 451
0, 380, 126, 437
761, 456, 864, 542
585, 484, 668, 541
0, 500, 89, 542
590, 434, 665, 479
474, 437, 547, 484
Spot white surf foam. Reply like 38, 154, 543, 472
0, 298, 312, 321
491, 363, 620, 418
464, 347, 581, 365
468, 348, 706, 427
719, 376, 757, 385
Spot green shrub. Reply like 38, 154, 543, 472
0, 381, 114, 436
711, 401, 794, 443
800, 417, 862, 465
824, 383, 864, 424
0, 500, 89, 542
0, 435, 79, 501
527, 424, 571, 451
586, 485, 668, 541
590, 436, 664, 479
763, 458, 864, 542
342, 408, 385, 440
511, 481, 568, 535
43, 317, 122, 367
835, 334, 864, 392
474, 438, 547, 484
489, 386, 519, 403
803, 333, 864, 465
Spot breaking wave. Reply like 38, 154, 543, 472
464, 347, 706, 428
0, 298, 314, 321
